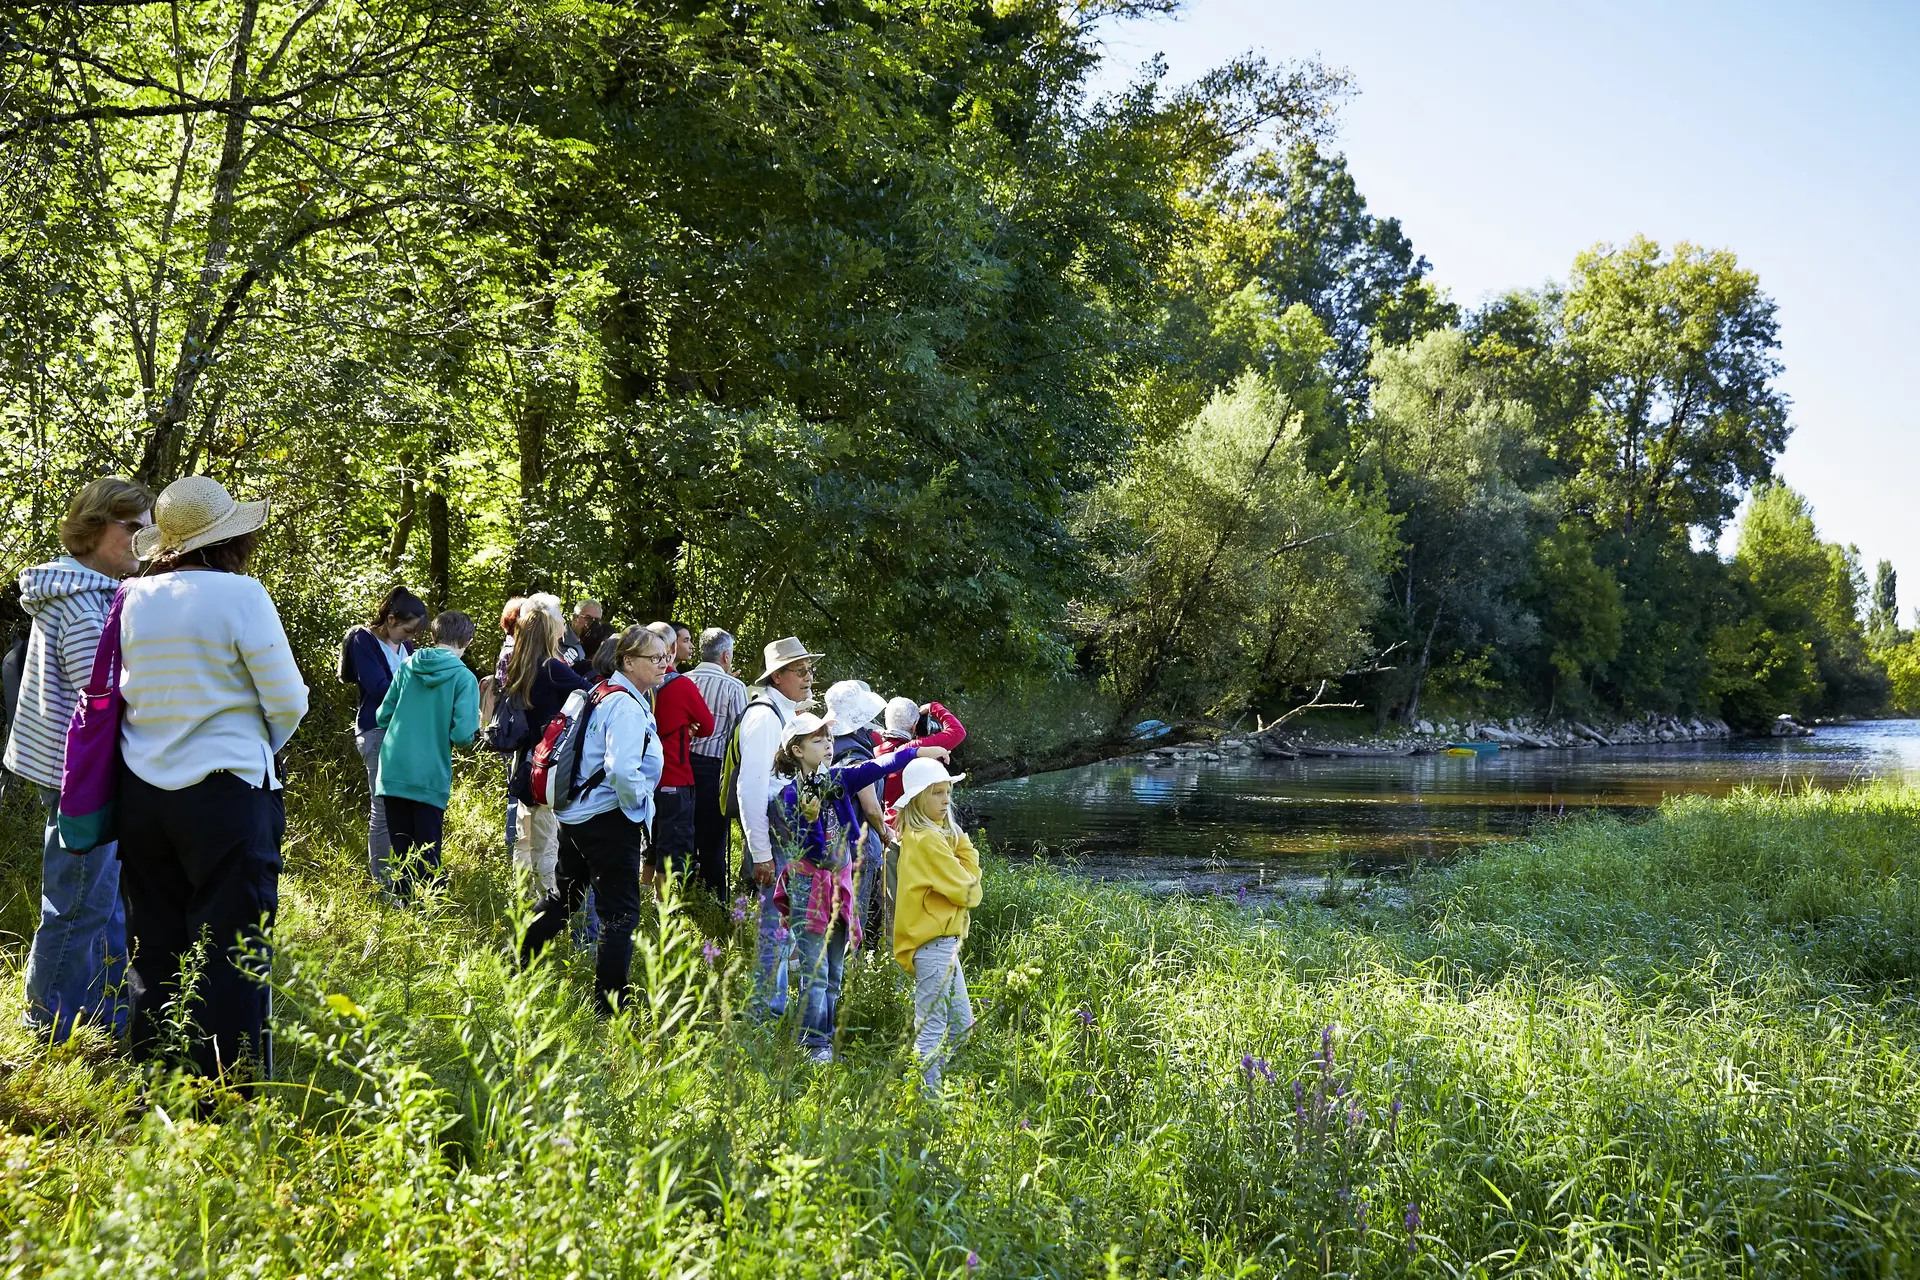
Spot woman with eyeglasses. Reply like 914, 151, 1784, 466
519, 625, 666, 1017
3, 477, 153, 1042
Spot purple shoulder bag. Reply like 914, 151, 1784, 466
57, 585, 128, 854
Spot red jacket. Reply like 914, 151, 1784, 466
878, 701, 967, 808
652, 671, 714, 788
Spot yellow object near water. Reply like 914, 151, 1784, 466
1444, 747, 1479, 756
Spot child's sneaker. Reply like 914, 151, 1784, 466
808, 1046, 834, 1064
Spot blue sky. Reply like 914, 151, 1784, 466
1091, 0, 1917, 605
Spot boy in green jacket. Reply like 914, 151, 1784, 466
376, 611, 481, 898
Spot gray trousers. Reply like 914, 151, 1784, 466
910, 935, 974, 1089
355, 728, 391, 886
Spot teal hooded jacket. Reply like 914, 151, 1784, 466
375, 646, 480, 808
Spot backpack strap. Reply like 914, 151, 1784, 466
574, 680, 641, 798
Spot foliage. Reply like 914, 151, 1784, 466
3, 766, 1920, 1273
1078, 364, 1391, 720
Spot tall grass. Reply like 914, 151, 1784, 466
0, 770, 1915, 1276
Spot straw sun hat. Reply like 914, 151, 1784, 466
754, 635, 824, 686
133, 475, 269, 561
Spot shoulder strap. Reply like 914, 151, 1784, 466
85, 586, 128, 699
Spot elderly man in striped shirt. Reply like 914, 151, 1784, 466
686, 627, 749, 898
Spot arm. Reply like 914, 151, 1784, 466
451, 668, 480, 745
553, 659, 591, 693
684, 680, 714, 740
374, 663, 405, 730
840, 745, 928, 794
905, 829, 982, 909
56, 596, 108, 697
604, 696, 660, 814
909, 701, 967, 753
737, 706, 778, 864
239, 585, 310, 751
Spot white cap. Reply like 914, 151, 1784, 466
824, 679, 885, 731
896, 755, 965, 811
884, 697, 920, 734
779, 711, 836, 747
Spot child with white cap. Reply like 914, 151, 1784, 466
767, 710, 949, 1061
890, 755, 979, 1091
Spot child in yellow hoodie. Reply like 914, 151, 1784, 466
891, 757, 981, 1090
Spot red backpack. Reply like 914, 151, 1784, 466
526, 680, 637, 809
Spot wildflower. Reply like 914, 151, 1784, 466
1356, 1200, 1369, 1239
774, 924, 791, 942
966, 1252, 980, 1273
1076, 1007, 1095, 1027
1241, 1053, 1256, 1076
702, 940, 722, 966
1347, 1103, 1363, 1132
1405, 1200, 1422, 1252
1017, 1117, 1030, 1131
1234, 883, 1249, 905
1257, 1058, 1276, 1083
1321, 1023, 1335, 1064
731, 895, 751, 924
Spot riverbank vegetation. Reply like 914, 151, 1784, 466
3, 771, 1916, 1272
1, 1, 1906, 750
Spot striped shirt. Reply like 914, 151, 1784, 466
687, 661, 748, 759
119, 570, 309, 791
2, 557, 118, 789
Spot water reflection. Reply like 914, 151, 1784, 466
968, 720, 1920, 897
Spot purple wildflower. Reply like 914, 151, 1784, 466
966, 1252, 980, 1273
731, 895, 751, 924
702, 940, 721, 966
1241, 1053, 1256, 1076
1347, 1103, 1363, 1132
1235, 883, 1249, 905
1076, 1007, 1095, 1027
1322, 1024, 1335, 1064
1405, 1200, 1422, 1251
1356, 1200, 1369, 1239
1017, 1116, 1030, 1131
774, 924, 790, 942
1257, 1058, 1276, 1083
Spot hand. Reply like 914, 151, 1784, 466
919, 745, 951, 763
752, 859, 776, 887
800, 795, 822, 823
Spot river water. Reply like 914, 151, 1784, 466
968, 720, 1920, 898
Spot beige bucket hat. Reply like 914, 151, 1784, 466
754, 635, 823, 686
134, 475, 269, 561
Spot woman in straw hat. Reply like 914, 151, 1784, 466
118, 475, 308, 1081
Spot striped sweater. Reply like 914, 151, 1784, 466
1, 557, 119, 789
119, 570, 309, 791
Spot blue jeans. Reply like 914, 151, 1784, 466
788, 863, 847, 1051
23, 786, 127, 1040
743, 845, 790, 1021
852, 826, 884, 945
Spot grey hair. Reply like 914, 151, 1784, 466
699, 627, 734, 663
646, 621, 675, 644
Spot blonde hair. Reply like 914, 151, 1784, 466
60, 477, 154, 556
614, 623, 667, 669
900, 783, 961, 837
505, 606, 562, 699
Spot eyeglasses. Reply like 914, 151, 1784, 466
647, 652, 673, 665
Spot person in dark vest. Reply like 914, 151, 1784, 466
339, 587, 427, 891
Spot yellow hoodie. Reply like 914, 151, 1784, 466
892, 825, 982, 974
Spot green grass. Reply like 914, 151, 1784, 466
0, 765, 1916, 1277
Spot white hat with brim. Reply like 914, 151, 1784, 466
754, 636, 824, 686
825, 679, 886, 732
896, 755, 965, 811
780, 711, 836, 747
134, 475, 269, 561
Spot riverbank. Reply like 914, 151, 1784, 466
0, 774, 1916, 1274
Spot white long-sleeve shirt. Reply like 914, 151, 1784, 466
119, 570, 309, 791
736, 684, 801, 864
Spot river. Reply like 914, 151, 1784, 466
968, 720, 1920, 898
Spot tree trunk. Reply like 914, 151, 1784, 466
426, 438, 451, 614
137, 0, 259, 486
1403, 607, 1443, 724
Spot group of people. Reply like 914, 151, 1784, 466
7, 474, 984, 1090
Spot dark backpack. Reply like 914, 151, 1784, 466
719, 691, 787, 820
486, 688, 530, 753
1, 624, 26, 775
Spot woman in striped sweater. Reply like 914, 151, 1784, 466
3, 477, 152, 1042
119, 477, 308, 1082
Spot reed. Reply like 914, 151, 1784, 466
0, 772, 1914, 1276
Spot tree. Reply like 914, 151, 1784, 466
1357, 329, 1537, 724
1081, 360, 1389, 722
1560, 237, 1790, 538
1869, 559, 1902, 647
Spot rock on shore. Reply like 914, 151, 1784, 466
1135, 711, 1748, 765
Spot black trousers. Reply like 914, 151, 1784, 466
117, 767, 283, 1080
648, 785, 696, 879
519, 807, 643, 1015
689, 754, 731, 899
382, 795, 445, 894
